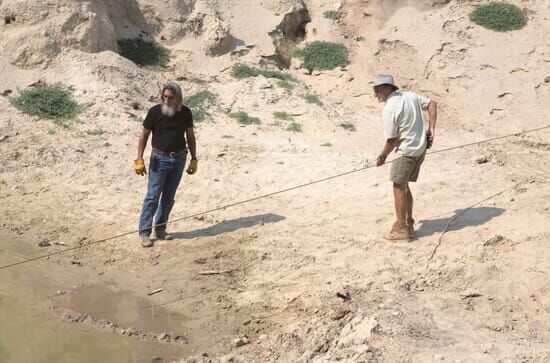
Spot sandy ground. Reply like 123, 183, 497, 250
1, 0, 550, 362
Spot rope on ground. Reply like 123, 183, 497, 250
425, 169, 550, 271
424, 182, 522, 271
1, 124, 549, 271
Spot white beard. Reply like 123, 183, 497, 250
161, 104, 176, 117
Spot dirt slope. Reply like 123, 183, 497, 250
1, 0, 549, 362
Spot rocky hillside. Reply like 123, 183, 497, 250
1, 1, 549, 362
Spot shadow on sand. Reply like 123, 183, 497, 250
417, 207, 505, 238
171, 213, 285, 239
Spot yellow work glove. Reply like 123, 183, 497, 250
134, 159, 146, 176
186, 159, 198, 175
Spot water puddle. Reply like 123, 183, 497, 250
63, 284, 189, 336
0, 294, 190, 363
0, 233, 193, 362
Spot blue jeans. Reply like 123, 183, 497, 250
139, 153, 186, 236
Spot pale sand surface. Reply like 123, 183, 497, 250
0, 1, 549, 362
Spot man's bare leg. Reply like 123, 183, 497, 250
406, 187, 415, 236
393, 182, 409, 229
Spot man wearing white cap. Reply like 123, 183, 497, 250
373, 74, 437, 241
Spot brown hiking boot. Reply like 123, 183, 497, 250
140, 235, 153, 248
383, 223, 410, 241
155, 230, 173, 240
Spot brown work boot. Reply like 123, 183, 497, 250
383, 222, 410, 241
140, 235, 153, 248
407, 218, 416, 238
155, 230, 173, 240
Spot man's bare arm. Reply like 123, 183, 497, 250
186, 127, 197, 159
381, 138, 399, 158
376, 137, 399, 166
137, 128, 151, 159
427, 100, 437, 135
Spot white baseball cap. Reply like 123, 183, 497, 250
373, 74, 398, 89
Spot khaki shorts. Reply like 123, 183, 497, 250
390, 151, 426, 185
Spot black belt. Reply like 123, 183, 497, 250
152, 148, 186, 157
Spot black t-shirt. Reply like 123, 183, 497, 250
143, 104, 193, 152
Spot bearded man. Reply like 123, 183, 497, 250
134, 81, 198, 248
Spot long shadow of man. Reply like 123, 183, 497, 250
416, 207, 505, 238
171, 213, 285, 239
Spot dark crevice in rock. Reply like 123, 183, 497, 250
268, 5, 311, 69
5, 15, 16, 24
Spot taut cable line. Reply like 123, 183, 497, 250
0, 124, 548, 271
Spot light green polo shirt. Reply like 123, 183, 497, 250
382, 91, 430, 157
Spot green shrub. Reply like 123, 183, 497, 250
11, 84, 81, 122
221, 134, 234, 139
340, 122, 356, 132
230, 111, 261, 125
321, 142, 332, 147
231, 64, 295, 81
231, 64, 260, 79
286, 122, 302, 133
293, 41, 349, 71
184, 90, 216, 122
261, 69, 295, 81
86, 128, 105, 136
277, 80, 295, 90
469, 2, 527, 32
118, 38, 170, 66
323, 10, 339, 20
303, 93, 323, 106
184, 90, 216, 108
190, 78, 207, 85
192, 110, 207, 122
273, 111, 293, 121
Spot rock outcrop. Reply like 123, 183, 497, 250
0, 0, 118, 67
185, 1, 232, 56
